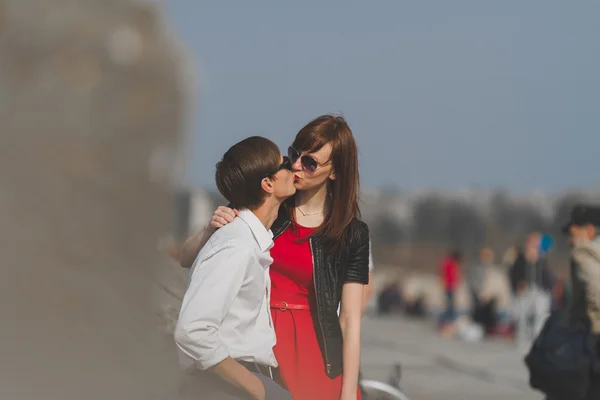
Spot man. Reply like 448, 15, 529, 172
544, 204, 600, 400
566, 205, 600, 332
174, 136, 295, 400
563, 205, 600, 397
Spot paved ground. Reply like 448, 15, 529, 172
360, 315, 544, 400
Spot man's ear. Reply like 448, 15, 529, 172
261, 177, 274, 194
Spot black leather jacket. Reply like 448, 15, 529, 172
271, 206, 370, 378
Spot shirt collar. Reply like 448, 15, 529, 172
237, 209, 274, 252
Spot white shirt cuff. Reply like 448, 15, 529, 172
196, 343, 230, 370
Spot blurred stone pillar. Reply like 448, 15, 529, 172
0, 0, 192, 398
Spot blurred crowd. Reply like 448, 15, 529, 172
376, 231, 570, 345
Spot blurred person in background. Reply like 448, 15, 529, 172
551, 271, 572, 313
510, 232, 554, 350
545, 204, 600, 400
174, 137, 294, 400
179, 114, 369, 400
502, 245, 520, 299
377, 281, 404, 315
439, 249, 463, 335
502, 246, 519, 268
469, 246, 495, 312
469, 247, 502, 334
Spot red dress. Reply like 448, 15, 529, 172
269, 222, 362, 400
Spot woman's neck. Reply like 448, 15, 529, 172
295, 183, 328, 214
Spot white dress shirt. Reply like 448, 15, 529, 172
174, 209, 278, 371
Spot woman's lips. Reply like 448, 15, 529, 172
293, 174, 300, 182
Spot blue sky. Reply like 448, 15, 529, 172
165, 1, 600, 193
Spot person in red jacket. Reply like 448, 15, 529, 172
440, 250, 462, 327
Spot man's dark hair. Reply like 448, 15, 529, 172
215, 136, 281, 210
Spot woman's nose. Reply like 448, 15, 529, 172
292, 157, 303, 171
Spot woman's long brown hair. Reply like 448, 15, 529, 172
290, 114, 361, 254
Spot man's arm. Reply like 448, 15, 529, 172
179, 224, 215, 268
174, 243, 265, 400
211, 358, 265, 400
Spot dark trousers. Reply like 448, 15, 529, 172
470, 287, 480, 312
440, 290, 456, 323
255, 372, 293, 400
178, 368, 292, 400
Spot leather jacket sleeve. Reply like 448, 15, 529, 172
344, 221, 370, 285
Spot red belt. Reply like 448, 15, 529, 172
270, 301, 310, 311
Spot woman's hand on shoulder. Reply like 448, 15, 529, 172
211, 206, 239, 228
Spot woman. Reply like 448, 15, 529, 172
179, 114, 369, 400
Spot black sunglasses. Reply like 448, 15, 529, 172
287, 146, 324, 173
263, 156, 292, 179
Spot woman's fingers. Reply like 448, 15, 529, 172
219, 207, 237, 222
210, 206, 238, 228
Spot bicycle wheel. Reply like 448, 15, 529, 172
360, 379, 411, 400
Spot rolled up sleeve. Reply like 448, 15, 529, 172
174, 241, 251, 369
